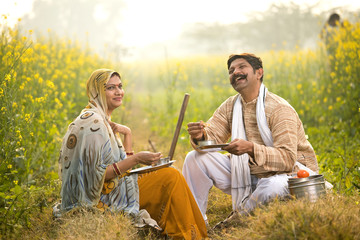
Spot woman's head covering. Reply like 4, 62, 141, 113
85, 69, 121, 117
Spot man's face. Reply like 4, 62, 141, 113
228, 58, 262, 93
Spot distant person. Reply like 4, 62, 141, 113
53, 69, 207, 239
182, 53, 319, 227
321, 13, 342, 56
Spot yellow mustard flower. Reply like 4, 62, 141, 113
24, 114, 30, 122
5, 74, 11, 81
46, 80, 55, 89
55, 98, 63, 108
35, 97, 44, 103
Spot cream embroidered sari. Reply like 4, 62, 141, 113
56, 69, 139, 215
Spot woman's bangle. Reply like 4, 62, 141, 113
126, 151, 134, 156
112, 163, 121, 176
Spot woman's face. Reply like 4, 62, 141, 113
105, 75, 124, 113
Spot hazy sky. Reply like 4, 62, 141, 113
1, 0, 360, 48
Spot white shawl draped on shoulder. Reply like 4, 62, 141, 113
230, 83, 273, 211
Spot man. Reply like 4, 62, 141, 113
182, 53, 319, 225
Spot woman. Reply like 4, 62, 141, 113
54, 69, 207, 239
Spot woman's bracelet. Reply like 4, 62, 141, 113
126, 151, 134, 156
112, 163, 121, 176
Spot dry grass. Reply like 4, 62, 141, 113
21, 191, 360, 240
20, 101, 360, 240
23, 207, 163, 240
208, 192, 360, 240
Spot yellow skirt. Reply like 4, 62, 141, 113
138, 167, 207, 240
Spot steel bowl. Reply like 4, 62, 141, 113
198, 140, 216, 147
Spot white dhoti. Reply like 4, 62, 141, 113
182, 150, 290, 220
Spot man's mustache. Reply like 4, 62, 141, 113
231, 74, 248, 84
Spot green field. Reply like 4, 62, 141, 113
1, 18, 359, 239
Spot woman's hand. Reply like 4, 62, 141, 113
133, 151, 163, 166
108, 121, 131, 136
108, 120, 133, 153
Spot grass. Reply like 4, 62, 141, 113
1, 20, 360, 239
20, 100, 360, 240
21, 189, 360, 239
209, 193, 360, 240
24, 207, 137, 240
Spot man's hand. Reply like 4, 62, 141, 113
187, 121, 206, 141
222, 138, 254, 157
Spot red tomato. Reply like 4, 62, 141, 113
297, 169, 310, 178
